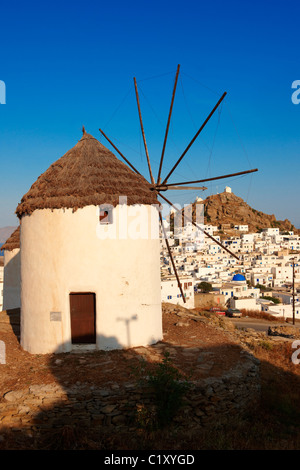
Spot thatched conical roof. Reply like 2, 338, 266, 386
16, 129, 158, 218
1, 226, 20, 251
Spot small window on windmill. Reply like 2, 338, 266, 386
99, 205, 113, 225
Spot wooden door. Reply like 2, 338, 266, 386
70, 293, 96, 344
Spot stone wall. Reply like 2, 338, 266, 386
0, 350, 260, 434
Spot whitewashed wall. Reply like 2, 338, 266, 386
20, 204, 162, 354
3, 249, 21, 311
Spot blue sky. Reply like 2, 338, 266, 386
0, 0, 300, 228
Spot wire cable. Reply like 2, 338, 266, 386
103, 86, 133, 129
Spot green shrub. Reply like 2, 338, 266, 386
134, 352, 192, 429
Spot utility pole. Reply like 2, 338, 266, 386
292, 258, 295, 325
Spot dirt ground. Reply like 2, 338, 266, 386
1, 303, 300, 450
0, 303, 243, 396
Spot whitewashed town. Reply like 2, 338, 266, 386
1, 185, 299, 324
160, 186, 300, 320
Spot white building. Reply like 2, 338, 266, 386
161, 275, 194, 309
271, 263, 300, 284
230, 297, 260, 311
241, 233, 255, 243
241, 241, 254, 253
204, 225, 218, 236
251, 272, 273, 287
235, 225, 248, 232
261, 303, 300, 320
262, 228, 280, 236
1, 227, 21, 311
223, 238, 241, 253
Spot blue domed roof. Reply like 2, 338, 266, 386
232, 273, 246, 282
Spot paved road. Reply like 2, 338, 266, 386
230, 317, 297, 333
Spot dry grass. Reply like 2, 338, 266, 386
194, 306, 282, 323
240, 308, 284, 322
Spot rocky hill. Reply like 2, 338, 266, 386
176, 190, 297, 234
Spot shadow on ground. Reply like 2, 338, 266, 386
0, 305, 300, 450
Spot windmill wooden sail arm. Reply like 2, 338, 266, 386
133, 77, 155, 185
154, 168, 258, 190
160, 91, 227, 186
99, 128, 142, 176
159, 211, 186, 303
156, 185, 208, 191
157, 64, 181, 184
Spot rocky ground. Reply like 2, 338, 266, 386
0, 303, 299, 450
0, 304, 245, 395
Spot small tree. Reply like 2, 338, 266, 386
197, 281, 212, 293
